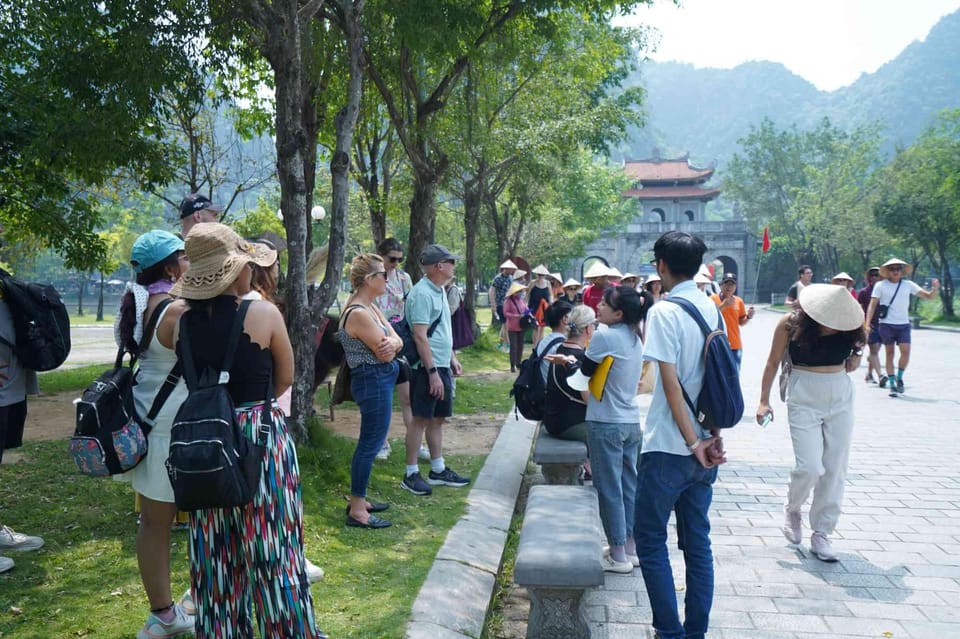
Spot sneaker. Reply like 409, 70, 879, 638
889, 386, 898, 397
305, 559, 324, 583
602, 546, 639, 567
427, 467, 471, 487
0, 556, 13, 573
810, 532, 838, 562
375, 442, 391, 461
600, 551, 634, 574
896, 378, 905, 394
417, 444, 431, 461
879, 375, 888, 389
401, 472, 433, 496
179, 588, 195, 616
136, 603, 194, 639
864, 373, 876, 384
782, 508, 802, 544
0, 526, 43, 552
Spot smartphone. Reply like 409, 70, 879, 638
760, 411, 774, 428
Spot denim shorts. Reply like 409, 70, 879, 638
410, 366, 453, 419
879, 323, 911, 345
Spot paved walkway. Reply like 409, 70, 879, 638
584, 309, 960, 639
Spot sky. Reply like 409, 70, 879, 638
617, 0, 960, 91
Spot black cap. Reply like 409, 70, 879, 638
721, 272, 737, 283
179, 193, 225, 219
419, 244, 461, 265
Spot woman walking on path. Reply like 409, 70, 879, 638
338, 254, 403, 528
162, 224, 324, 638
757, 284, 865, 562
528, 265, 554, 347
857, 267, 883, 384
116, 230, 193, 638
502, 282, 530, 373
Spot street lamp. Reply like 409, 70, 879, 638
311, 205, 326, 221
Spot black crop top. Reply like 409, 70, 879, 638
176, 296, 273, 403
788, 332, 856, 367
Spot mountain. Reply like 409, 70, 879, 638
615, 9, 960, 168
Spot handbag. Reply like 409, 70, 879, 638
876, 280, 902, 320
451, 302, 475, 350
519, 312, 537, 330
331, 304, 364, 405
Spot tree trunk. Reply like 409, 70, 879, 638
96, 272, 105, 322
407, 170, 439, 283
463, 175, 482, 314
935, 240, 955, 318
76, 272, 85, 316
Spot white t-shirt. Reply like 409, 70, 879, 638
642, 280, 721, 456
871, 279, 921, 325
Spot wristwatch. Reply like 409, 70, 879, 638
427, 367, 438, 374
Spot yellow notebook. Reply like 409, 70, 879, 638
588, 355, 614, 401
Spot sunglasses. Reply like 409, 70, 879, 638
387, 256, 403, 263
888, 266, 903, 272
368, 271, 387, 279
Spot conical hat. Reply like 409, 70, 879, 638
506, 281, 526, 297
607, 267, 623, 279
562, 278, 581, 289
879, 258, 913, 277
831, 272, 854, 284
644, 273, 661, 285
694, 272, 712, 284
620, 272, 638, 281
499, 259, 518, 270
798, 283, 864, 331
513, 269, 527, 279
548, 272, 563, 283
583, 262, 611, 279
531, 264, 550, 276
698, 264, 712, 277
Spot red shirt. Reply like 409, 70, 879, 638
582, 284, 605, 311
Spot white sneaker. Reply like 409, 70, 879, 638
0, 526, 43, 551
417, 444, 431, 461
0, 555, 13, 573
600, 551, 634, 574
782, 509, 802, 545
603, 545, 639, 567
375, 442, 391, 460
179, 588, 195, 616
305, 559, 325, 583
810, 532, 838, 562
136, 603, 194, 639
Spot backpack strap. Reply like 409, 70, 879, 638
179, 300, 252, 391
137, 299, 182, 429
663, 296, 724, 420
138, 298, 173, 355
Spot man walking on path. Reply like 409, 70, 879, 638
709, 273, 754, 370
865, 258, 940, 397
401, 245, 470, 496
634, 231, 727, 639
784, 265, 813, 308
857, 266, 883, 384
489, 260, 517, 352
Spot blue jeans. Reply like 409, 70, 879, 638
586, 421, 641, 547
634, 452, 718, 639
349, 360, 399, 497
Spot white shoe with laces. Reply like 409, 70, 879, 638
601, 551, 634, 574
417, 444, 431, 461
0, 525, 43, 552
0, 556, 13, 573
305, 559, 325, 583
810, 532, 838, 562
782, 509, 802, 545
375, 442, 391, 460
136, 603, 194, 639
179, 588, 195, 617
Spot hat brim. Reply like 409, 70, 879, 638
798, 284, 864, 331
880, 261, 912, 277
567, 369, 589, 392
170, 254, 249, 300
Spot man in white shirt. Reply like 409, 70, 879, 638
865, 258, 940, 397
634, 231, 727, 639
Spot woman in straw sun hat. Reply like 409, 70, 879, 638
560, 278, 581, 304
160, 223, 325, 638
528, 265, 554, 346
503, 281, 531, 373
757, 284, 866, 563
864, 258, 940, 397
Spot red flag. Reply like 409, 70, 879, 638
762, 227, 771, 253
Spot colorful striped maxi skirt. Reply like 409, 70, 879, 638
187, 401, 322, 638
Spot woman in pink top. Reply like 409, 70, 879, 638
503, 282, 530, 373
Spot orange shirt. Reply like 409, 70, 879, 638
710, 293, 746, 350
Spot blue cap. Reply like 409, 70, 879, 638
130, 230, 184, 273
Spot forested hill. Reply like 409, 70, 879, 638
615, 9, 960, 167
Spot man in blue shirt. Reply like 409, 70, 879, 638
635, 231, 727, 639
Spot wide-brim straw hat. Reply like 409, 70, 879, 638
583, 262, 611, 280
880, 258, 913, 278
506, 281, 526, 297
499, 259, 518, 270
171, 223, 277, 300
831, 272, 855, 284
865, 266, 881, 278
562, 278, 581, 289
644, 273, 661, 285
532, 264, 550, 276
798, 283, 864, 331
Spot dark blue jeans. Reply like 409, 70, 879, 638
349, 360, 399, 497
634, 452, 718, 639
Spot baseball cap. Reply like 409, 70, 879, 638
130, 230, 185, 273
721, 272, 737, 283
178, 193, 225, 219
420, 244, 461, 265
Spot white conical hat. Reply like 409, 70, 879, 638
548, 272, 563, 283
499, 259, 518, 270
694, 272, 712, 284
531, 264, 550, 276
620, 272, 638, 281
562, 278, 581, 289
879, 258, 913, 277
831, 272, 854, 284
798, 283, 864, 331
583, 262, 611, 279
513, 269, 527, 279
607, 267, 624, 279
698, 264, 712, 278
644, 273, 661, 285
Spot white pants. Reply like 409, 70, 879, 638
785, 369, 855, 535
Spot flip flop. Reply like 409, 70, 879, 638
346, 514, 391, 529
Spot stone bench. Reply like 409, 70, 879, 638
514, 484, 604, 639
533, 424, 588, 485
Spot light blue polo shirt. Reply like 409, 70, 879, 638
404, 276, 453, 368
642, 280, 724, 456
584, 323, 644, 424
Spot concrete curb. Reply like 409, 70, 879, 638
406, 411, 535, 639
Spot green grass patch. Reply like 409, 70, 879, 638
37, 363, 112, 394
0, 425, 483, 639
454, 375, 514, 414
916, 298, 960, 326
68, 313, 115, 326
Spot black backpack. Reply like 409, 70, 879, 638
391, 311, 442, 368
0, 268, 71, 371
166, 300, 267, 511
664, 296, 744, 430
70, 299, 181, 476
510, 334, 564, 421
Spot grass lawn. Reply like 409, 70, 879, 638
68, 313, 115, 326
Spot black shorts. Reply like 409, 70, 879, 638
410, 367, 453, 419
494, 304, 504, 327
0, 399, 28, 461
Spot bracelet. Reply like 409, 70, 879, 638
687, 439, 702, 452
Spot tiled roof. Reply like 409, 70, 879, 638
624, 159, 714, 182
622, 186, 721, 200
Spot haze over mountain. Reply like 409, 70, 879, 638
614, 9, 960, 168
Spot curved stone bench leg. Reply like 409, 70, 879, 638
526, 587, 590, 639
541, 462, 584, 485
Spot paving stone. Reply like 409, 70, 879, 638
822, 615, 906, 637
750, 611, 829, 632
406, 621, 472, 639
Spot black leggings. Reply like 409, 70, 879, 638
508, 331, 525, 370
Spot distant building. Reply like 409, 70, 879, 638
623, 155, 720, 223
